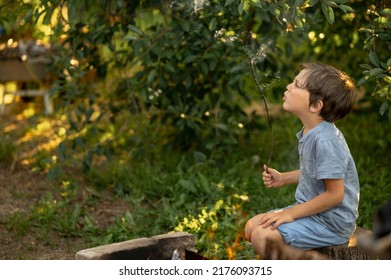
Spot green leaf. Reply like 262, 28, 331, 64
357, 76, 367, 86
128, 25, 144, 37
147, 70, 156, 85
208, 17, 217, 31
193, 151, 207, 163
163, 63, 175, 73
183, 55, 198, 64
179, 179, 197, 194
369, 68, 384, 76
380, 102, 388, 116
310, 0, 319, 5
197, 172, 211, 193
326, 1, 338, 7
238, 1, 244, 15
359, 64, 371, 70
216, 123, 229, 132
369, 51, 380, 67
322, 3, 335, 24
339, 4, 354, 13
225, 0, 235, 6
201, 62, 209, 75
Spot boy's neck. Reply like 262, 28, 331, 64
301, 117, 325, 135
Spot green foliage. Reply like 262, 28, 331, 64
2, 108, 391, 259
1, 0, 390, 259
357, 4, 391, 117
3, 0, 388, 167
0, 136, 16, 164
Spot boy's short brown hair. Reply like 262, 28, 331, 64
298, 63, 356, 122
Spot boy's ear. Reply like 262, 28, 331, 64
309, 100, 323, 113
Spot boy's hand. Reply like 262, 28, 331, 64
262, 164, 284, 188
258, 210, 294, 230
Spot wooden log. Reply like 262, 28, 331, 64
261, 239, 328, 260
314, 227, 375, 260
358, 232, 391, 260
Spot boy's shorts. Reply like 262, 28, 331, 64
276, 215, 349, 250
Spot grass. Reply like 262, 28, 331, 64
1, 99, 390, 259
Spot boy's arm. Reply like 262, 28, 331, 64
285, 178, 344, 219
281, 169, 301, 185
263, 165, 300, 188
259, 178, 344, 228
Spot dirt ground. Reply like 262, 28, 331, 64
0, 166, 82, 259
0, 99, 130, 260
0, 166, 132, 260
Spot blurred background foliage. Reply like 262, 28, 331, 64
0, 0, 390, 259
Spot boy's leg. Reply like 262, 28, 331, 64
245, 213, 265, 240
250, 225, 284, 257
245, 213, 284, 256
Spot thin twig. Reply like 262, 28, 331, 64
248, 56, 274, 171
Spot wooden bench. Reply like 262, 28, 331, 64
0, 88, 53, 115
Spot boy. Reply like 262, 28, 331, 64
244, 63, 359, 256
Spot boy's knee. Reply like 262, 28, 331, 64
250, 226, 264, 240
251, 226, 282, 244
244, 220, 253, 240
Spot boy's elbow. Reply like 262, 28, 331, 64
334, 190, 344, 205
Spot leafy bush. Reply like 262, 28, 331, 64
0, 136, 16, 164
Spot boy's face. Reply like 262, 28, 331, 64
283, 69, 311, 117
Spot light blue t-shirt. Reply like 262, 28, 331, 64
295, 121, 359, 238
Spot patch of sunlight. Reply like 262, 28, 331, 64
100, 131, 114, 143
19, 137, 62, 162
16, 118, 67, 163
3, 94, 14, 104
3, 123, 17, 133
0, 84, 17, 105
22, 107, 36, 118
35, 120, 51, 134
233, 194, 249, 201
57, 127, 67, 137
4, 82, 17, 92
15, 113, 24, 121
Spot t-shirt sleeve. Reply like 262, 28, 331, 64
315, 140, 349, 179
